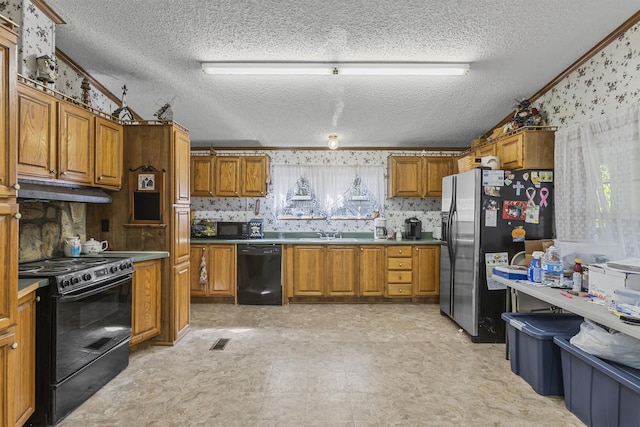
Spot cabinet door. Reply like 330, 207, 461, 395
189, 245, 208, 297
359, 246, 385, 296
16, 83, 56, 180
326, 246, 357, 296
131, 259, 161, 345
208, 244, 236, 296
58, 102, 94, 185
474, 143, 496, 159
0, 328, 16, 427
94, 117, 123, 189
190, 156, 215, 197
173, 262, 190, 338
292, 246, 325, 296
414, 245, 440, 296
423, 157, 452, 198
173, 128, 191, 204
387, 156, 422, 197
14, 292, 35, 426
241, 156, 269, 197
0, 203, 17, 331
215, 156, 240, 197
498, 134, 523, 170
0, 26, 16, 200
172, 205, 191, 265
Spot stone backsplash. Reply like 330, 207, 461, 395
18, 201, 87, 263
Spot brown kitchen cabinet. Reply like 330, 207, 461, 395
474, 143, 497, 159
414, 245, 440, 296
0, 327, 16, 427
387, 156, 453, 198
290, 245, 325, 296
173, 262, 191, 339
58, 101, 94, 186
190, 244, 236, 298
326, 246, 358, 296
14, 290, 35, 426
190, 155, 215, 197
386, 245, 413, 297
359, 245, 385, 296
16, 83, 57, 180
94, 117, 123, 189
497, 129, 555, 170
174, 128, 191, 204
214, 155, 270, 197
131, 259, 162, 346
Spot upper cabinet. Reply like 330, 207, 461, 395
0, 20, 16, 200
387, 156, 453, 198
197, 154, 269, 198
497, 129, 555, 170
16, 79, 124, 190
190, 155, 215, 197
173, 128, 190, 204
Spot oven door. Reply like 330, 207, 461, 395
54, 274, 132, 382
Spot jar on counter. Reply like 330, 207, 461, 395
572, 259, 583, 292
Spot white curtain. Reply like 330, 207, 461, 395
272, 164, 385, 216
555, 102, 640, 258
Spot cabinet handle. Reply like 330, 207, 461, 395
35, 296, 41, 302
12, 183, 20, 190
399, 263, 402, 267
360, 248, 363, 251
60, 171, 66, 175
50, 169, 57, 174
98, 176, 103, 181
398, 250, 402, 254
14, 212, 21, 220
202, 247, 205, 253
398, 288, 403, 293
10, 342, 18, 349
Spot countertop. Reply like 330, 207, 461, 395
18, 278, 49, 297
493, 275, 640, 341
191, 232, 443, 245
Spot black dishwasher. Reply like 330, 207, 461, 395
237, 244, 282, 305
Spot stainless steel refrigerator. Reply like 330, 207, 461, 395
439, 168, 554, 343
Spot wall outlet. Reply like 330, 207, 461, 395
101, 219, 110, 232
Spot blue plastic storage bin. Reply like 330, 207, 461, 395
501, 312, 584, 396
554, 336, 640, 427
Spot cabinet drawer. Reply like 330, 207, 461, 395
387, 271, 412, 283
387, 283, 412, 296
387, 257, 412, 270
387, 246, 412, 257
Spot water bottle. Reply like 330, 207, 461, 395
541, 245, 563, 286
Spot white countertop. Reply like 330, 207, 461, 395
493, 275, 640, 340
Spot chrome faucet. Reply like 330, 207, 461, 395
333, 232, 343, 239
317, 232, 327, 239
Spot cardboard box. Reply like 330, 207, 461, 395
588, 263, 640, 301
524, 239, 554, 265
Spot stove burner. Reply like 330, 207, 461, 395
38, 267, 72, 274
18, 265, 42, 273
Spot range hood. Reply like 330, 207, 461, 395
17, 179, 112, 203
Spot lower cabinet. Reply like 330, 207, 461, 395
386, 246, 413, 297
0, 328, 16, 427
359, 246, 385, 296
173, 262, 190, 339
326, 246, 358, 296
14, 291, 35, 427
414, 245, 440, 296
131, 259, 162, 346
291, 245, 325, 296
189, 244, 236, 298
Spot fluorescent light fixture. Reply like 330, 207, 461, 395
201, 62, 469, 76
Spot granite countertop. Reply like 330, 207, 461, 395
191, 232, 443, 245
18, 277, 49, 296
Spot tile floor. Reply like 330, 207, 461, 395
59, 304, 584, 426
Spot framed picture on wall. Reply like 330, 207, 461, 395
129, 166, 165, 224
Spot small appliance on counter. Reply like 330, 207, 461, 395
373, 218, 387, 240
248, 218, 264, 239
191, 219, 218, 237
404, 217, 422, 240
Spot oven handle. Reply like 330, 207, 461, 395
58, 274, 132, 302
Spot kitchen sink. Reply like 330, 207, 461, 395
297, 237, 359, 242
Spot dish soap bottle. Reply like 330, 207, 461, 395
528, 251, 543, 283
541, 245, 563, 287
572, 259, 583, 292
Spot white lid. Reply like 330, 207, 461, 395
532, 251, 544, 258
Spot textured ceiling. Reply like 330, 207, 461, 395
49, 0, 639, 149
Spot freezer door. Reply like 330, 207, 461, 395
452, 169, 480, 336
439, 175, 455, 316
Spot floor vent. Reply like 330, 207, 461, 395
210, 338, 230, 351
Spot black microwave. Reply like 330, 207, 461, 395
215, 221, 249, 239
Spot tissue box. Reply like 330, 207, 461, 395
588, 263, 640, 301
493, 265, 528, 280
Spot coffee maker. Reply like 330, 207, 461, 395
373, 218, 387, 240
404, 217, 422, 240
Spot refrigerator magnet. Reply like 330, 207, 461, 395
511, 226, 526, 241
525, 205, 540, 224
482, 170, 504, 186
539, 171, 553, 182
502, 201, 527, 220
522, 172, 530, 182
531, 171, 540, 185
484, 186, 501, 197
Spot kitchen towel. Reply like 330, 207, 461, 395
199, 254, 208, 285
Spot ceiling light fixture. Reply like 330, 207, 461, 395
201, 62, 470, 76
328, 134, 339, 150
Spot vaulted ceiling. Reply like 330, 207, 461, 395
49, 1, 639, 149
